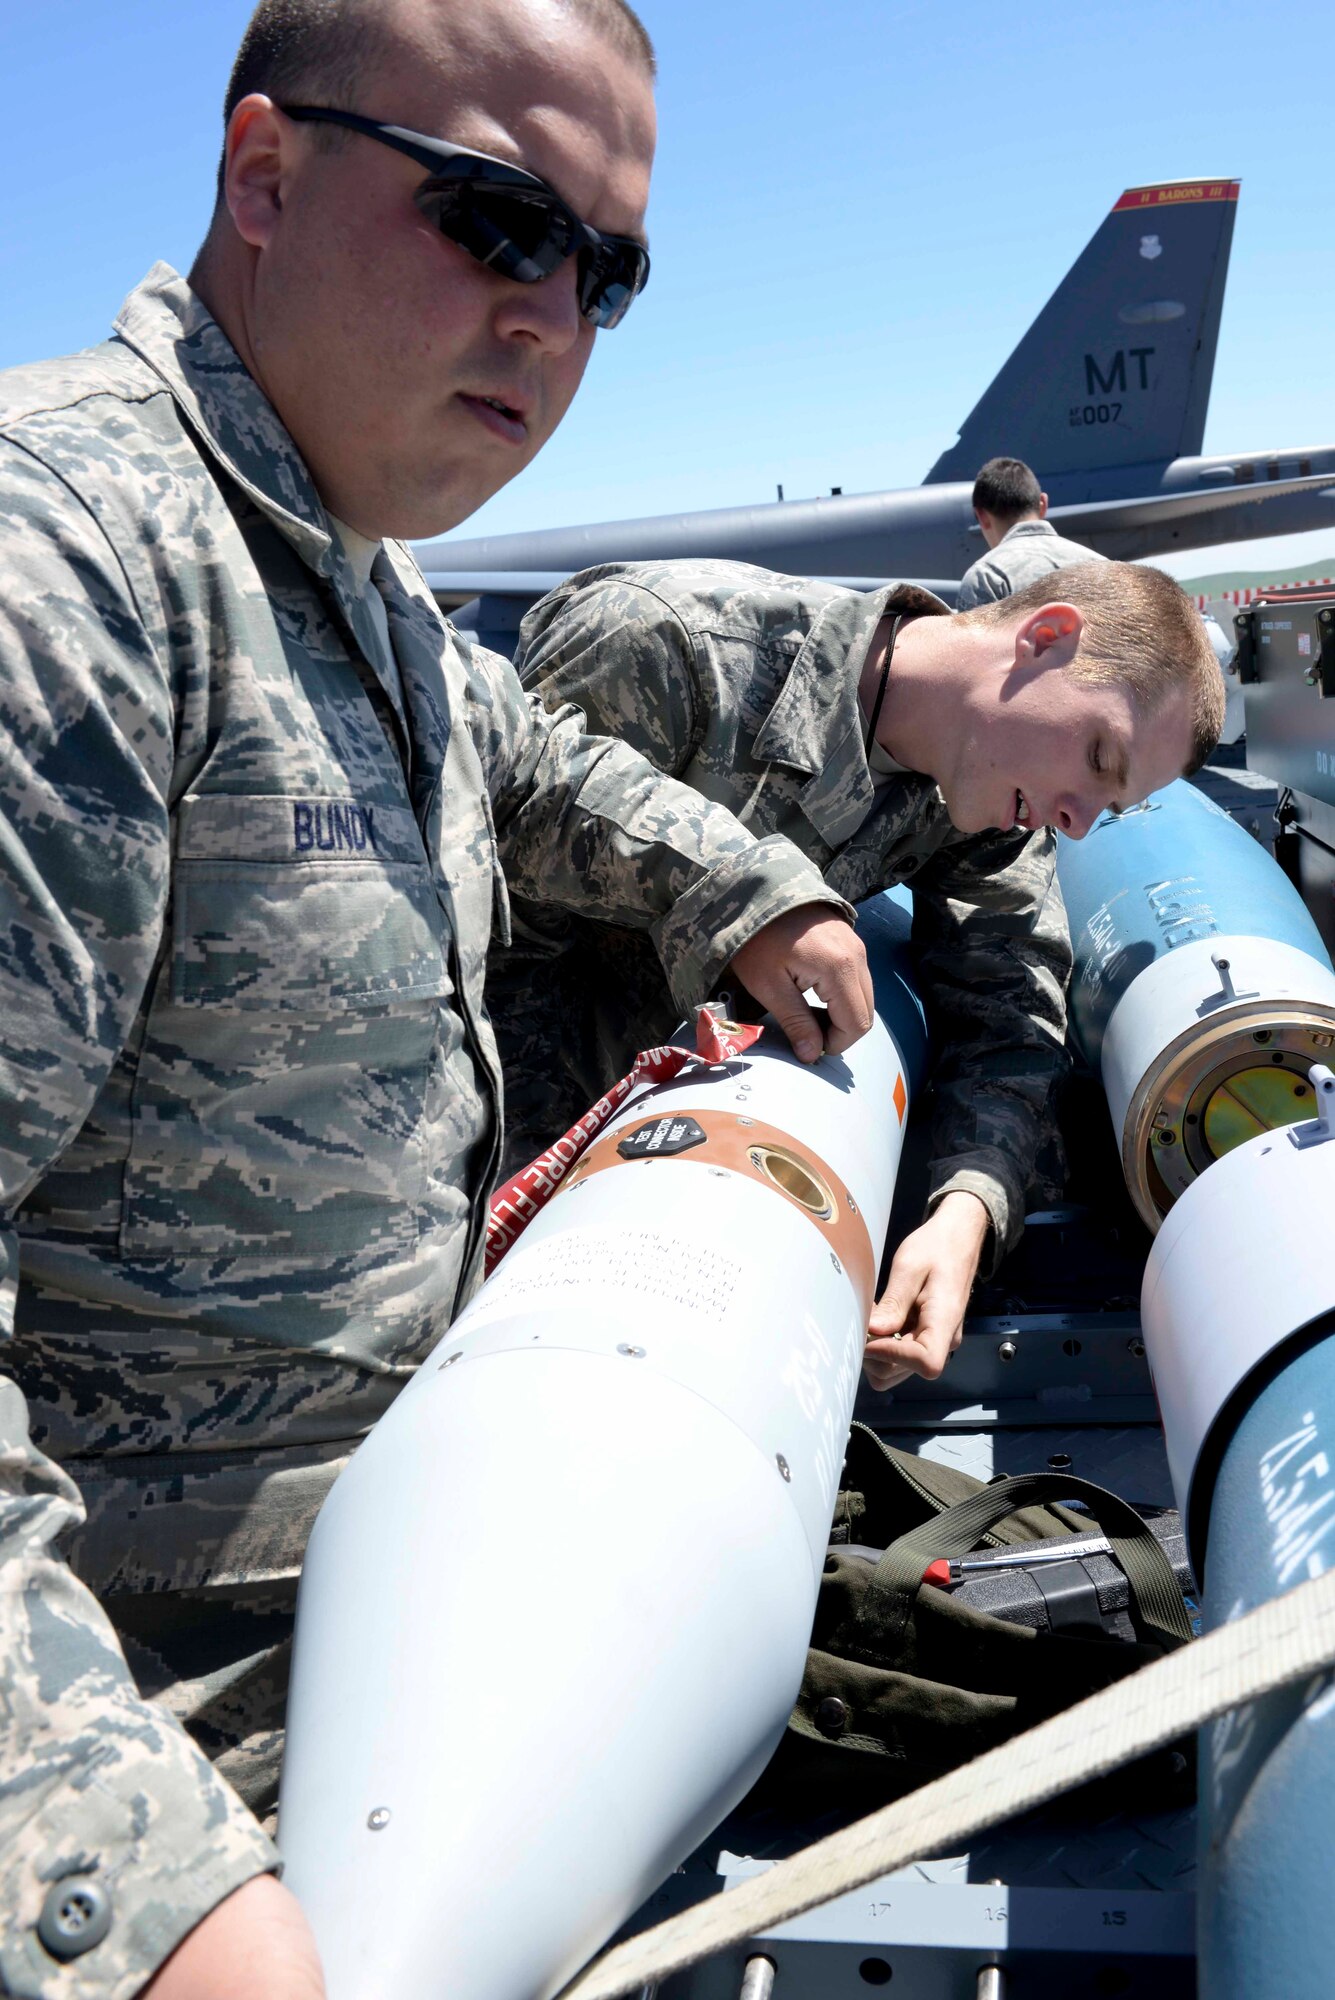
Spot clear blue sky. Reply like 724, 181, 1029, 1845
4, 0, 1332, 581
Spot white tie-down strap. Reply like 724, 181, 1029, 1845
560, 1569, 1335, 2000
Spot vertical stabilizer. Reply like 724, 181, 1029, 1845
923, 179, 1239, 487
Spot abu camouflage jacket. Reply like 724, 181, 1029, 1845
955, 517, 1107, 611
0, 273, 843, 1993
488, 560, 1071, 1266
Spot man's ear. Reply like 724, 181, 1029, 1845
222, 95, 291, 251
1013, 602, 1083, 673
1037, 492, 1050, 519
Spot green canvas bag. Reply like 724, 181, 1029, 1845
745, 1425, 1195, 1825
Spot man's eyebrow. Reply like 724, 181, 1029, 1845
596, 213, 648, 251
484, 137, 649, 248
520, 155, 649, 250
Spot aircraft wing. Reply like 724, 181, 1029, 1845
1045, 468, 1335, 561
1049, 470, 1335, 535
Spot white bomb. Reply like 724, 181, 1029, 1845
279, 1007, 910, 2000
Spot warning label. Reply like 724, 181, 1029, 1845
617, 1116, 709, 1161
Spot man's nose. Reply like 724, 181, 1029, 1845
493, 258, 585, 356
1052, 794, 1101, 840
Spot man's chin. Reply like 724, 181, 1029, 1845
373, 496, 491, 547
940, 793, 986, 836
394, 460, 536, 546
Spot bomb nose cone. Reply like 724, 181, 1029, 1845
1057, 779, 1335, 1228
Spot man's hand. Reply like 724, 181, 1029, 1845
140, 1875, 325, 2000
727, 906, 874, 1063
863, 1191, 991, 1391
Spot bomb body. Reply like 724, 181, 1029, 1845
279, 905, 916, 2000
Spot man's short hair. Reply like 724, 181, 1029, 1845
217, 0, 656, 197
956, 561, 1226, 775
971, 456, 1044, 523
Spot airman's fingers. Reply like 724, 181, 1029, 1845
727, 907, 871, 1064
861, 1338, 916, 1393
883, 1314, 964, 1383
762, 977, 824, 1064
868, 1235, 932, 1343
865, 1217, 974, 1387
814, 938, 876, 1057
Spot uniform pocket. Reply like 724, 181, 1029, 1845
121, 794, 452, 1260
170, 855, 448, 1011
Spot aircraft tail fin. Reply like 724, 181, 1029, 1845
922, 178, 1239, 487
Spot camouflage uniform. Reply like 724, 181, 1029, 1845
955, 517, 1106, 610
0, 271, 846, 1995
487, 560, 1071, 1270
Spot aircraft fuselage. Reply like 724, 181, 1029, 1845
421, 443, 1335, 593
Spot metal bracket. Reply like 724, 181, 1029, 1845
1196, 952, 1259, 1017
1288, 1063, 1335, 1149
1317, 608, 1335, 699
1233, 611, 1258, 684
1298, 608, 1335, 696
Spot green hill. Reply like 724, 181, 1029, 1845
1181, 559, 1335, 597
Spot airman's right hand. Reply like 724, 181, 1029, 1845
728, 904, 874, 1063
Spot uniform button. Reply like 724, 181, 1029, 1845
37, 1876, 112, 1960
815, 1696, 850, 1737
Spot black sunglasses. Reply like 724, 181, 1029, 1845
281, 105, 650, 330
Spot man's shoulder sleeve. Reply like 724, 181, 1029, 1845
0, 427, 175, 826
515, 568, 700, 775
1053, 535, 1108, 568
0, 435, 175, 1310
0, 339, 140, 434
954, 556, 1011, 612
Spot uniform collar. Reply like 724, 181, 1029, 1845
113, 262, 337, 574
114, 263, 421, 738
752, 582, 948, 846
999, 517, 1057, 543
